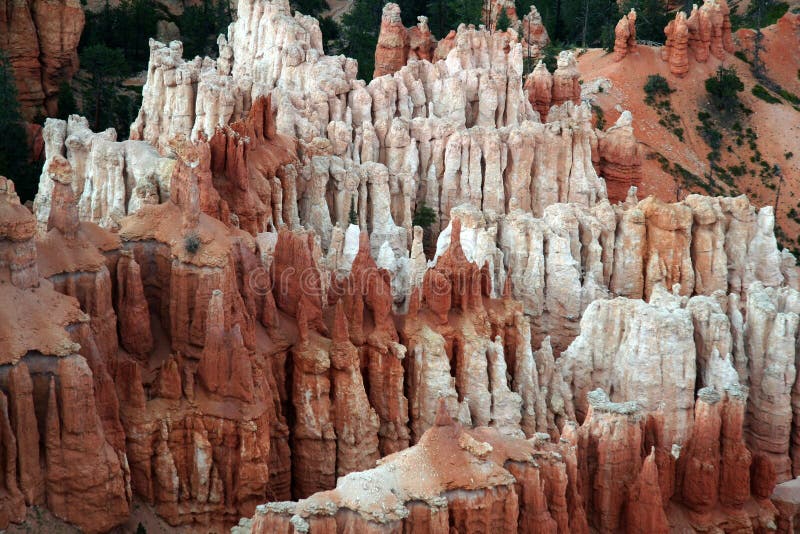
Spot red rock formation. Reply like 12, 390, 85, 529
663, 0, 733, 76
373, 3, 435, 78
7, 363, 44, 506
249, 403, 581, 534
0, 390, 25, 529
483, 0, 517, 30
577, 390, 644, 533
0, 0, 84, 116
329, 300, 381, 477
524, 60, 554, 121
423, 219, 490, 320
116, 252, 154, 357
0, 186, 38, 293
44, 358, 130, 533
625, 448, 669, 534
613, 9, 637, 62
521, 5, 550, 56
197, 289, 256, 402
208, 95, 297, 234
597, 111, 643, 203
551, 51, 581, 107
663, 12, 690, 77
291, 306, 336, 498
677, 388, 723, 513
373, 3, 409, 78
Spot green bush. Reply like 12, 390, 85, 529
644, 74, 673, 98
348, 197, 358, 225
592, 104, 605, 130
495, 8, 512, 31
413, 203, 437, 228
184, 233, 201, 254
752, 84, 781, 103
705, 66, 744, 110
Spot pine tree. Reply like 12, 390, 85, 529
0, 50, 39, 202
340, 0, 383, 80
57, 82, 79, 119
348, 196, 359, 225
80, 44, 128, 131
496, 8, 512, 31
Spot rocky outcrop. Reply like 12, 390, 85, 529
662, 0, 734, 76
0, 0, 84, 117
374, 3, 409, 79
552, 51, 581, 107
33, 116, 175, 231
663, 11, 690, 77
520, 5, 550, 57
613, 9, 637, 62
596, 111, 643, 203
10, 0, 800, 531
248, 404, 579, 533
373, 3, 436, 78
0, 177, 130, 532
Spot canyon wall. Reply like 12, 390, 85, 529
0, 0, 85, 117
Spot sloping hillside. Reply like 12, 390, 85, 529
578, 12, 800, 255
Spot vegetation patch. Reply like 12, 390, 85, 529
644, 75, 683, 141
752, 84, 781, 103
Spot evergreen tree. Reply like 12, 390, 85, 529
348, 197, 359, 225
705, 65, 744, 111
340, 0, 384, 80
0, 51, 40, 202
620, 0, 670, 42
496, 8, 511, 30
412, 203, 436, 228
80, 44, 128, 131
57, 82, 79, 119
178, 0, 233, 59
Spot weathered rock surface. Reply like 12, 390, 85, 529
373, 3, 435, 78
662, 0, 734, 76
613, 9, 637, 62
0, 0, 84, 117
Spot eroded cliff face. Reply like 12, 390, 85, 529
6, 0, 800, 531
0, 0, 84, 117
662, 0, 734, 77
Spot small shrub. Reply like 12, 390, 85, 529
348, 196, 358, 225
184, 233, 201, 254
734, 50, 751, 64
778, 89, 800, 105
644, 74, 673, 98
412, 203, 437, 229
752, 84, 781, 103
592, 104, 605, 130
786, 152, 794, 160
705, 66, 744, 110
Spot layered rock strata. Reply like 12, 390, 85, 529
613, 9, 637, 61
662, 0, 734, 76
373, 3, 435, 78
0, 0, 85, 116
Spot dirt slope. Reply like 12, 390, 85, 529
578, 13, 800, 254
